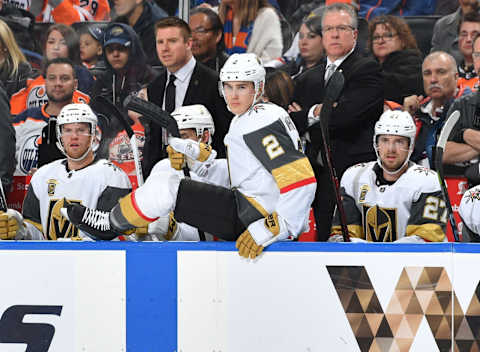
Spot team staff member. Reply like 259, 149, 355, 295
63, 53, 316, 258
330, 110, 446, 243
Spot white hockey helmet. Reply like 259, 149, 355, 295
171, 104, 215, 143
373, 110, 417, 174
56, 103, 99, 161
219, 53, 266, 111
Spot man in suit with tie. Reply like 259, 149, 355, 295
290, 3, 384, 241
142, 16, 231, 177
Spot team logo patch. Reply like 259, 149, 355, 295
413, 166, 431, 176
359, 184, 370, 203
19, 134, 41, 174
27, 85, 48, 109
253, 105, 265, 113
47, 179, 58, 196
362, 204, 398, 242
465, 189, 480, 203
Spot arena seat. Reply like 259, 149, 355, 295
404, 16, 442, 58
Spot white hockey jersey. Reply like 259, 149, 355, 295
332, 161, 446, 242
459, 185, 480, 240
22, 159, 131, 240
146, 158, 230, 241
224, 102, 316, 239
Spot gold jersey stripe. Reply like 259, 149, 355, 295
245, 196, 269, 218
272, 157, 315, 193
331, 225, 364, 239
406, 224, 445, 242
119, 194, 152, 228
25, 219, 43, 233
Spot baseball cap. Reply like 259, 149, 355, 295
103, 24, 131, 48
88, 25, 104, 42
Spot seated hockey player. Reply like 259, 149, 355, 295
146, 104, 229, 241
0, 103, 131, 240
62, 53, 317, 258
329, 110, 447, 243
459, 185, 480, 242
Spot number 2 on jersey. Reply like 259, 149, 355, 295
262, 135, 285, 160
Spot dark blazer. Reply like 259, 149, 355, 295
143, 61, 232, 177
292, 49, 384, 176
290, 49, 383, 241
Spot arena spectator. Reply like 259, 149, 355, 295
275, 13, 324, 78
368, 15, 423, 105
13, 58, 89, 176
114, 0, 168, 66
22, 0, 111, 24
79, 25, 105, 71
263, 69, 294, 110
218, 0, 283, 62
0, 18, 33, 99
290, 3, 384, 241
10, 24, 94, 116
189, 7, 228, 73
91, 22, 157, 178
456, 11, 480, 92
431, 0, 479, 65
404, 51, 470, 169
141, 17, 231, 176
0, 84, 14, 193
0, 0, 37, 53
443, 33, 480, 182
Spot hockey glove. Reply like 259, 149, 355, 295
236, 213, 281, 259
167, 145, 185, 170
168, 137, 217, 163
0, 209, 27, 240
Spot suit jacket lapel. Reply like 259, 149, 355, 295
184, 63, 201, 105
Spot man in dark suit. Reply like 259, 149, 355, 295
142, 16, 231, 177
290, 3, 384, 241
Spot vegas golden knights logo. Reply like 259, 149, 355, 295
46, 199, 81, 240
47, 179, 58, 196
362, 205, 398, 242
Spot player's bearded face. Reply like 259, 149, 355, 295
223, 81, 256, 115
377, 135, 410, 172
61, 123, 92, 159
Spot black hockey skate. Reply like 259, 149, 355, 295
62, 203, 119, 240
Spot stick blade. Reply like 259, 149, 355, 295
436, 110, 460, 150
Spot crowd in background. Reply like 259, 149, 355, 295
1, 0, 479, 241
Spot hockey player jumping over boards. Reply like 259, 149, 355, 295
62, 53, 317, 258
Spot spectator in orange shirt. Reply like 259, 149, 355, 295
10, 24, 93, 116
456, 11, 480, 92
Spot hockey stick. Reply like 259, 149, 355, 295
312, 70, 349, 242
0, 182, 7, 212
123, 96, 192, 178
434, 110, 460, 242
123, 96, 209, 241
123, 95, 181, 137
90, 96, 144, 186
